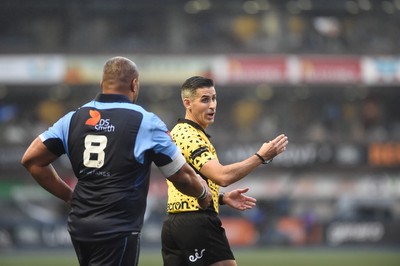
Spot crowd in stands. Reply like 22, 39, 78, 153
0, 0, 399, 55
1, 84, 398, 148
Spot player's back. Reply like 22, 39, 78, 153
66, 94, 153, 241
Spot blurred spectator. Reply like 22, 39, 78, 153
1, 0, 399, 55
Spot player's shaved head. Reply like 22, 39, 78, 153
101, 56, 139, 93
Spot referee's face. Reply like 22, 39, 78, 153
186, 87, 217, 130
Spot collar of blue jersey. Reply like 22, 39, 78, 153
95, 93, 132, 103
176, 118, 211, 139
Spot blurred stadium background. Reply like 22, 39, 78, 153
1, 0, 400, 265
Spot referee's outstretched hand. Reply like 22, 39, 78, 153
197, 178, 212, 210
257, 134, 288, 162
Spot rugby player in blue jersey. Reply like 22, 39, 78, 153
21, 57, 212, 266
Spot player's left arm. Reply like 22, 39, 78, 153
21, 137, 73, 205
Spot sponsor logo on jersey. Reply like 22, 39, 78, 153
85, 110, 101, 126
85, 109, 115, 132
167, 201, 191, 212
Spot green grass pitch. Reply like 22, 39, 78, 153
0, 248, 399, 266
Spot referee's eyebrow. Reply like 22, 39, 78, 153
200, 94, 216, 101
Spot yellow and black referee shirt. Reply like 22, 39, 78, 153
166, 118, 220, 214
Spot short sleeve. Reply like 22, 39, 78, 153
39, 111, 73, 156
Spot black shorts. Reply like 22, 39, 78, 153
161, 211, 235, 266
71, 232, 141, 266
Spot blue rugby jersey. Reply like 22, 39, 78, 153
39, 93, 185, 241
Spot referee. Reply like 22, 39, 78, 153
21, 57, 211, 266
161, 76, 288, 266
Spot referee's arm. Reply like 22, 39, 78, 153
200, 134, 288, 187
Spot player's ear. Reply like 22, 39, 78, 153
130, 78, 137, 92
130, 79, 140, 96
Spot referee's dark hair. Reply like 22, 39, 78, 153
181, 76, 214, 99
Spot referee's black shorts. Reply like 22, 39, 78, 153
162, 211, 235, 266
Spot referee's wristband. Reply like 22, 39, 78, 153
254, 153, 273, 164
218, 193, 225, 205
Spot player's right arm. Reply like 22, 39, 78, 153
21, 137, 73, 205
166, 163, 212, 209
